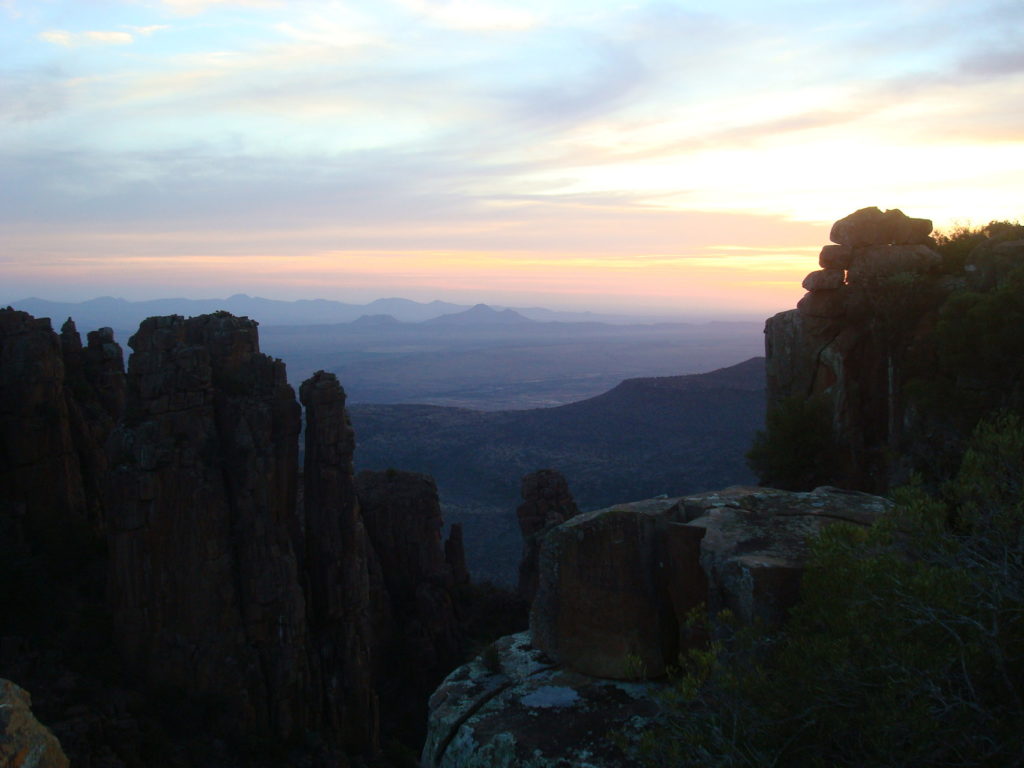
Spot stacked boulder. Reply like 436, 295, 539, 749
797, 206, 938, 319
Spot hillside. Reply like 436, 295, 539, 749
351, 357, 766, 583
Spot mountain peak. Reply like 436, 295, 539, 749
426, 304, 533, 325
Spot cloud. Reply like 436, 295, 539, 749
394, 0, 539, 31
127, 25, 171, 36
157, 0, 285, 15
40, 29, 135, 46
959, 47, 1024, 77
0, 69, 69, 121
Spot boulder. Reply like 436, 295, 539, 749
801, 269, 845, 292
683, 486, 892, 625
884, 209, 933, 245
846, 244, 942, 284
530, 488, 891, 679
0, 680, 69, 768
830, 207, 932, 247
516, 469, 580, 603
797, 289, 847, 318
819, 244, 854, 270
422, 632, 658, 768
530, 497, 685, 679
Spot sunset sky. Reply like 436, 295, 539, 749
2, 0, 1022, 316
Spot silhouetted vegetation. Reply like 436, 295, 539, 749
746, 395, 838, 490
933, 219, 1024, 274
641, 413, 1024, 767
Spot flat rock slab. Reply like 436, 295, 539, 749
423, 633, 660, 768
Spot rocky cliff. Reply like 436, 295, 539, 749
105, 313, 313, 740
765, 206, 1024, 491
0, 308, 470, 766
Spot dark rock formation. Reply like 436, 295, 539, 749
0, 679, 69, 768
1, 308, 473, 764
300, 370, 386, 751
515, 469, 580, 603
829, 206, 932, 248
355, 469, 463, 743
529, 498, 678, 679
767, 207, 945, 490
0, 310, 92, 567
104, 313, 312, 739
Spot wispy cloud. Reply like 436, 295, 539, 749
394, 0, 538, 31
39, 29, 143, 46
157, 0, 284, 15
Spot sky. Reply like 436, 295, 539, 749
1, 0, 1022, 317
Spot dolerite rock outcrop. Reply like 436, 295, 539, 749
300, 370, 387, 749
355, 469, 464, 743
1, 308, 469, 765
425, 486, 892, 766
767, 206, 943, 490
0, 310, 95, 567
515, 469, 580, 603
105, 313, 313, 739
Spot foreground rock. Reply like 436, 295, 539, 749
422, 632, 657, 768
0, 679, 69, 768
530, 487, 891, 679
428, 487, 893, 765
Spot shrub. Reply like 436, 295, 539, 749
645, 413, 1024, 767
746, 395, 838, 490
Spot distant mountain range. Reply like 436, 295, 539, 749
424, 304, 533, 326
350, 357, 766, 583
5, 294, 717, 332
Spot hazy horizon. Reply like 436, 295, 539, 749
3, 0, 1021, 314
2, 290, 772, 322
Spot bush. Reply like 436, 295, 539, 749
746, 395, 839, 490
645, 413, 1024, 767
